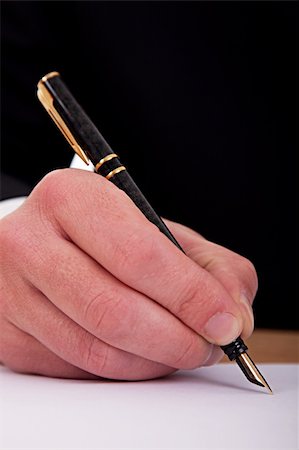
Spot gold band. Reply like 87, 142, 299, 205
106, 166, 126, 180
95, 153, 119, 172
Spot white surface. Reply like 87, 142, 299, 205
0, 364, 298, 450
0, 197, 27, 219
70, 154, 94, 171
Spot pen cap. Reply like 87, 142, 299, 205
38, 72, 114, 165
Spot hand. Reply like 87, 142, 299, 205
0, 169, 257, 380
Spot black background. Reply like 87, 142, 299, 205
1, 1, 297, 329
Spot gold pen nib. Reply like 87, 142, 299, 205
236, 352, 272, 393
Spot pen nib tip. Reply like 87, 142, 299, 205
236, 352, 273, 393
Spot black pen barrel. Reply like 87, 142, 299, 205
45, 75, 114, 164
44, 74, 182, 249
108, 169, 183, 249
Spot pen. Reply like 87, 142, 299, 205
37, 71, 272, 393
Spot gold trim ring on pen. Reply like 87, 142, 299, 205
106, 166, 126, 180
95, 153, 119, 172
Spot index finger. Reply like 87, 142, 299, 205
36, 169, 244, 346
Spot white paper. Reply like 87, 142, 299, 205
0, 364, 298, 450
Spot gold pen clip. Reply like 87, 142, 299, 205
37, 72, 89, 165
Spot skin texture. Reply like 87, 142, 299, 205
0, 169, 258, 380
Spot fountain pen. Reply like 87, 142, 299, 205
37, 71, 272, 393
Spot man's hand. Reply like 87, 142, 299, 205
0, 169, 257, 379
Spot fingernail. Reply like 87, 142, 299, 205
239, 294, 254, 336
204, 312, 241, 345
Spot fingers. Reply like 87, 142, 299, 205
30, 169, 244, 346
5, 283, 175, 380
1, 320, 98, 379
20, 234, 214, 370
163, 219, 258, 339
202, 346, 224, 367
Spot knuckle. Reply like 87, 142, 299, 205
32, 169, 71, 211
238, 256, 258, 293
173, 288, 194, 319
29, 169, 86, 238
172, 336, 199, 369
82, 288, 128, 341
172, 275, 221, 332
173, 279, 209, 325
82, 289, 114, 333
83, 335, 109, 376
